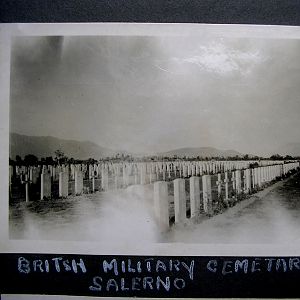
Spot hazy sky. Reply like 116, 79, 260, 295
10, 34, 300, 155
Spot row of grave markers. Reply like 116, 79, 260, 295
153, 162, 300, 231
11, 159, 294, 181
9, 160, 299, 202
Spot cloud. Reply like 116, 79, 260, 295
172, 42, 266, 76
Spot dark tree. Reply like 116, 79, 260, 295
270, 154, 283, 160
15, 155, 22, 165
87, 158, 98, 164
68, 157, 75, 164
24, 154, 38, 166
45, 156, 54, 165
54, 149, 68, 165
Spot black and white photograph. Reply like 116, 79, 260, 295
4, 23, 300, 251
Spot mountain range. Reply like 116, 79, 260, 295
10, 133, 246, 160
10, 132, 300, 160
9, 133, 120, 160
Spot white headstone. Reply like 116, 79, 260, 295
75, 170, 83, 195
216, 173, 222, 197
174, 178, 186, 223
41, 172, 51, 200
257, 167, 262, 187
224, 172, 229, 200
154, 181, 169, 231
244, 169, 251, 194
235, 170, 242, 194
202, 175, 212, 214
101, 168, 109, 191
140, 164, 147, 185
59, 171, 69, 197
190, 176, 200, 218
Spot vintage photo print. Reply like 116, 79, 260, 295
1, 23, 300, 255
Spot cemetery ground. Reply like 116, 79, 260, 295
9, 169, 300, 244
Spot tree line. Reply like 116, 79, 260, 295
9, 150, 300, 166
9, 150, 135, 166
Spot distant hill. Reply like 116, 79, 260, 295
157, 147, 243, 158
9, 133, 121, 160
10, 133, 246, 160
276, 143, 300, 157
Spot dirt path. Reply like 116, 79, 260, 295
167, 173, 300, 244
